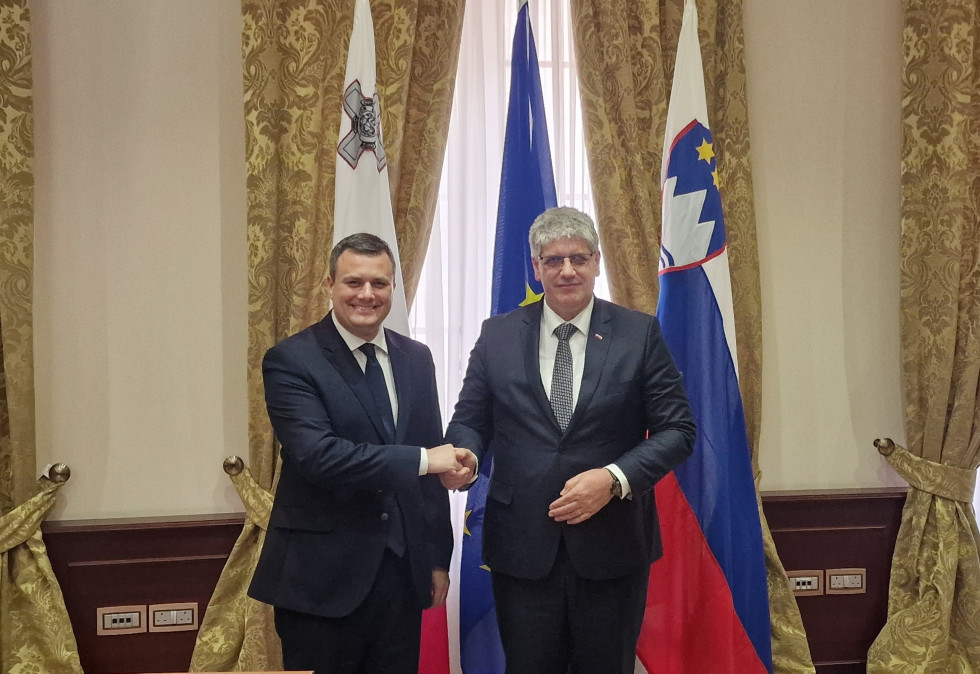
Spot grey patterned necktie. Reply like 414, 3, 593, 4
550, 323, 577, 431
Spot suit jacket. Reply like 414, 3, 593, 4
248, 313, 453, 618
445, 298, 695, 581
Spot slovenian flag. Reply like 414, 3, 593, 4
640, 1, 773, 672
334, 0, 447, 670
459, 2, 556, 672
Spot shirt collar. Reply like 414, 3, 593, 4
541, 296, 594, 338
330, 312, 389, 356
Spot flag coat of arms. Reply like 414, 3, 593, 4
641, 1, 773, 672
334, 0, 409, 335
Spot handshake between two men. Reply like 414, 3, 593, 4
425, 443, 618, 527
251, 219, 697, 674
425, 444, 479, 491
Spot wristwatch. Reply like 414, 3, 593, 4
606, 468, 623, 498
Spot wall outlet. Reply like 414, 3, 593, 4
97, 605, 147, 635
148, 601, 199, 632
786, 569, 823, 596
826, 567, 866, 594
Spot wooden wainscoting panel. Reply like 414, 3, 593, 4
42, 490, 907, 672
43, 513, 244, 674
762, 487, 907, 674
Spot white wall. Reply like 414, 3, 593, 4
29, 0, 906, 521
744, 0, 907, 491
32, 0, 248, 519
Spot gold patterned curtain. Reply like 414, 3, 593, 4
570, 1, 812, 671
191, 460, 281, 671
0, 4, 83, 672
191, 1, 465, 668
0, 0, 36, 514
0, 474, 82, 674
866, 1, 980, 670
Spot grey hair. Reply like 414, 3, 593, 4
527, 206, 600, 257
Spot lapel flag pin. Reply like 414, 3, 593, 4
594, 333, 603, 340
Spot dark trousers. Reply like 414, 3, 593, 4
274, 550, 422, 674
492, 539, 649, 674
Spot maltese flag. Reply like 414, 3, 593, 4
333, 0, 410, 335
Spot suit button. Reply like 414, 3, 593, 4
380, 513, 390, 521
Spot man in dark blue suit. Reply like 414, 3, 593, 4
249, 233, 467, 674
445, 207, 697, 674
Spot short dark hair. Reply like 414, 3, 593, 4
329, 233, 396, 279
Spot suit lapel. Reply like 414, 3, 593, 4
522, 302, 562, 431
387, 329, 412, 445
313, 314, 393, 444
567, 299, 612, 434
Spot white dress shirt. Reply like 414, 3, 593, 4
538, 298, 631, 499
331, 314, 428, 475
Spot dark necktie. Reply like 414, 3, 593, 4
359, 343, 395, 441
551, 323, 577, 431
358, 342, 404, 556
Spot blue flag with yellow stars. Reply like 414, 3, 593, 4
459, 2, 557, 672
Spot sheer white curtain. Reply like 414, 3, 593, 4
408, 2, 602, 671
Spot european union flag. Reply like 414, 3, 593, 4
489, 2, 557, 315
459, 3, 556, 672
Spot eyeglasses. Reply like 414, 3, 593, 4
537, 252, 595, 269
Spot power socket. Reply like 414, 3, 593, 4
148, 601, 199, 632
826, 568, 866, 595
